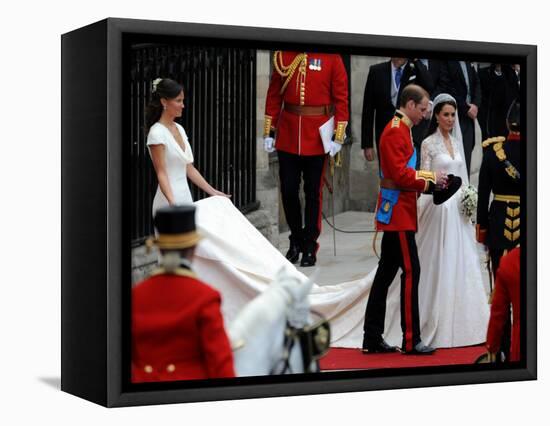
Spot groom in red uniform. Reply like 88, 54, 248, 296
264, 51, 349, 267
362, 85, 449, 355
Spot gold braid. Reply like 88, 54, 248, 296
272, 51, 307, 95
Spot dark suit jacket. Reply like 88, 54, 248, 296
426, 59, 445, 98
478, 64, 520, 140
361, 59, 434, 152
414, 59, 445, 145
439, 61, 482, 118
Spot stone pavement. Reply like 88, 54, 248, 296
279, 211, 381, 286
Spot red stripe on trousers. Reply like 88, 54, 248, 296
315, 157, 328, 253
399, 232, 414, 352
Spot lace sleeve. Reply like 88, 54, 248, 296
420, 136, 433, 171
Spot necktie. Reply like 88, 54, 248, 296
395, 67, 402, 89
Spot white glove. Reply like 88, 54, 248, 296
328, 140, 342, 157
264, 137, 276, 153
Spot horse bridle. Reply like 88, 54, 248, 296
269, 311, 331, 375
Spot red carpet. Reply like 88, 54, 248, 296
319, 345, 486, 371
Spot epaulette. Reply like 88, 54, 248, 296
493, 142, 506, 161
481, 136, 506, 148
391, 117, 401, 128
490, 139, 520, 179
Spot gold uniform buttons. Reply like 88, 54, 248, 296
166, 364, 176, 373
144, 365, 153, 374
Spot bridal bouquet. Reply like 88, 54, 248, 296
460, 185, 478, 223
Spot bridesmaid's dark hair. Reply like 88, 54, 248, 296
144, 78, 184, 135
425, 99, 457, 139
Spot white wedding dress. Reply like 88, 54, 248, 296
145, 121, 489, 349
413, 129, 490, 347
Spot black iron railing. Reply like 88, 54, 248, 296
129, 45, 257, 244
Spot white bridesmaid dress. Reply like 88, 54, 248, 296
147, 121, 194, 215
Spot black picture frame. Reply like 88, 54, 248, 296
61, 17, 537, 407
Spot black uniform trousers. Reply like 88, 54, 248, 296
363, 231, 421, 351
277, 150, 327, 253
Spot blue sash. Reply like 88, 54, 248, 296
376, 148, 417, 224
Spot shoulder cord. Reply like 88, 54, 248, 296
272, 51, 307, 95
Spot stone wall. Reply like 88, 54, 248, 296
348, 55, 388, 212
255, 50, 280, 247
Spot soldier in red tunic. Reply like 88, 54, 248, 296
132, 205, 235, 383
362, 85, 453, 355
485, 247, 521, 362
264, 51, 349, 267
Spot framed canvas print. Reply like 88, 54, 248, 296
61, 18, 536, 407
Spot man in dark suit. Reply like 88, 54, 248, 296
439, 60, 482, 175
361, 58, 433, 164
478, 63, 520, 140
414, 59, 445, 149
423, 59, 445, 98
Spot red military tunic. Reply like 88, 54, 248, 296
486, 247, 521, 362
376, 112, 436, 231
264, 51, 349, 156
132, 268, 235, 383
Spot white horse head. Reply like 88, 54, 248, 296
228, 266, 316, 376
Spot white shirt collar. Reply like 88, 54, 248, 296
391, 62, 406, 73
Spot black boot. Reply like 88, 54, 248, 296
300, 240, 317, 267
300, 251, 316, 267
361, 339, 399, 354
285, 241, 301, 264
402, 341, 436, 355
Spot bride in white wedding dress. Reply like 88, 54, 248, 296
144, 80, 489, 350
413, 94, 489, 347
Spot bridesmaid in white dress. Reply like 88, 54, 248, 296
413, 93, 489, 347
145, 78, 229, 215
